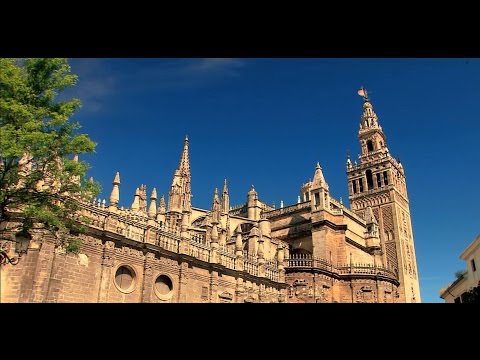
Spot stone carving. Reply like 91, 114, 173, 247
381, 205, 393, 232
104, 241, 115, 250
102, 254, 115, 267
159, 257, 178, 266
201, 286, 209, 301
145, 252, 156, 261
144, 263, 153, 277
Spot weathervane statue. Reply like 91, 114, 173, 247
357, 86, 369, 101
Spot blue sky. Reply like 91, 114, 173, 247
66, 58, 480, 303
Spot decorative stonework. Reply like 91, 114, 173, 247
381, 205, 393, 232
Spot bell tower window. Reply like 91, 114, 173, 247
367, 140, 374, 152
366, 170, 374, 190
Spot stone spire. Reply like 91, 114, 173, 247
158, 194, 166, 214
131, 188, 140, 211
312, 162, 328, 190
235, 224, 243, 255
138, 184, 147, 213
222, 178, 229, 214
179, 135, 190, 175
356, 87, 389, 161
358, 87, 380, 130
148, 187, 157, 219
168, 136, 192, 213
247, 185, 259, 220
109, 172, 121, 206
71, 154, 80, 185
156, 194, 166, 223
310, 162, 330, 211
211, 187, 221, 224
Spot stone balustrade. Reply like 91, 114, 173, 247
77, 201, 282, 282
287, 253, 398, 282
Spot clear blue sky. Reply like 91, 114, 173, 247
66, 58, 480, 303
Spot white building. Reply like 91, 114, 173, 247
440, 235, 480, 303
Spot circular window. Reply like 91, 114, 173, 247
154, 274, 173, 300
114, 265, 136, 293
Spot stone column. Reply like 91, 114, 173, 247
209, 271, 219, 303
235, 277, 245, 303
257, 237, 265, 278
177, 261, 189, 303
97, 240, 116, 303
141, 252, 155, 302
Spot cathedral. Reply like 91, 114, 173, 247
0, 89, 421, 303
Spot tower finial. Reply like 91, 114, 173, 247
357, 86, 370, 102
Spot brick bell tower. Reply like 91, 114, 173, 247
346, 87, 421, 303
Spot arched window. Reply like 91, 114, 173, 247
367, 140, 374, 152
366, 170, 374, 190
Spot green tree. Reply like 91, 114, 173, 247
0, 58, 100, 254
462, 286, 480, 303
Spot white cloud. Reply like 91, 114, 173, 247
66, 58, 116, 113
182, 58, 244, 76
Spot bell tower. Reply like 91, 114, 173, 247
346, 87, 421, 303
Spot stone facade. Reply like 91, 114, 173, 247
0, 89, 420, 303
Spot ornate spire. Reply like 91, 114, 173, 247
131, 188, 140, 211
222, 178, 230, 214
358, 87, 380, 131
139, 184, 147, 213
148, 187, 157, 219
158, 194, 166, 214
168, 136, 192, 213
109, 172, 121, 206
179, 135, 190, 175
356, 87, 388, 160
211, 187, 221, 224
223, 178, 228, 195
312, 162, 329, 190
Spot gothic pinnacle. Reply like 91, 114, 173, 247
109, 172, 121, 206
148, 187, 157, 219
158, 194, 166, 214
223, 178, 228, 194
131, 188, 140, 211
312, 162, 328, 190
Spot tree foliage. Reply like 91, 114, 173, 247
462, 286, 480, 304
0, 58, 100, 252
